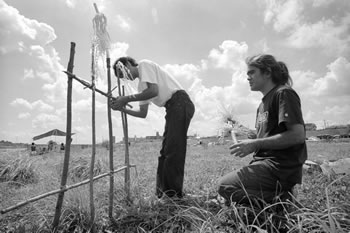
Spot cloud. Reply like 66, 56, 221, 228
261, 0, 350, 56
11, 98, 54, 112
291, 57, 350, 127
287, 17, 350, 56
109, 42, 129, 61
163, 63, 200, 90
74, 98, 106, 112
23, 69, 34, 80
18, 112, 30, 119
312, 0, 336, 7
112, 15, 131, 32
32, 113, 63, 130
24, 45, 68, 103
262, 0, 303, 32
0, 1, 67, 104
313, 57, 350, 96
208, 40, 248, 70
10, 98, 32, 109
0, 0, 56, 54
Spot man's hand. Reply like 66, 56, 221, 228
229, 139, 260, 158
111, 96, 129, 111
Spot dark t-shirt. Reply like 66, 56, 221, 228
252, 85, 307, 185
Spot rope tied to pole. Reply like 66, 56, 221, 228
92, 12, 110, 53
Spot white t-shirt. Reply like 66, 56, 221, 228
137, 59, 183, 107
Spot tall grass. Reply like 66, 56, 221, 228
0, 154, 38, 185
0, 141, 349, 232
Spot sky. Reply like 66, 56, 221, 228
1, 0, 350, 144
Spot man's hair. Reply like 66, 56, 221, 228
112, 56, 138, 78
245, 54, 293, 86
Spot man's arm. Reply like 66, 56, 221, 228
111, 82, 157, 118
120, 104, 149, 118
230, 123, 305, 158
114, 82, 158, 107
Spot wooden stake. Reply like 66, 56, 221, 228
52, 42, 75, 230
1, 166, 130, 214
62, 71, 132, 109
122, 86, 131, 199
89, 42, 96, 232
106, 56, 115, 221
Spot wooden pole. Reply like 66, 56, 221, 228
52, 42, 75, 230
62, 71, 132, 109
122, 87, 131, 199
106, 55, 115, 221
1, 166, 130, 214
89, 43, 96, 232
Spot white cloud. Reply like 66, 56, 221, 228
11, 98, 54, 112
163, 63, 200, 90
23, 69, 34, 80
113, 15, 131, 32
0, 0, 56, 54
18, 112, 30, 119
312, 0, 335, 7
24, 45, 68, 103
109, 42, 129, 61
208, 40, 248, 70
291, 57, 350, 128
0, 1, 66, 104
261, 0, 350, 56
32, 113, 62, 130
74, 98, 106, 112
32, 100, 55, 112
291, 70, 319, 96
313, 57, 350, 96
287, 17, 350, 56
10, 98, 32, 109
262, 0, 303, 32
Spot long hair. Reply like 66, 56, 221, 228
246, 54, 293, 86
112, 56, 138, 77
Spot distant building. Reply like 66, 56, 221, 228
306, 124, 350, 139
305, 123, 317, 131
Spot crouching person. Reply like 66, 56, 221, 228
218, 54, 307, 206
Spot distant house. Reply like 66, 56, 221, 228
306, 124, 350, 140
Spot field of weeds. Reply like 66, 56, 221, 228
0, 140, 349, 232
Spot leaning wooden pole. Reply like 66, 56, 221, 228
89, 42, 97, 232
52, 42, 75, 230
116, 76, 130, 199
122, 86, 131, 199
1, 165, 131, 214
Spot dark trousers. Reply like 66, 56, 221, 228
218, 160, 296, 205
156, 90, 195, 198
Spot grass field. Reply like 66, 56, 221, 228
0, 140, 349, 232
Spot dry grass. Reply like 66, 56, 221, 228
0, 140, 349, 232
0, 153, 38, 186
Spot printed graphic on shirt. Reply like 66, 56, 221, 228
257, 111, 268, 124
